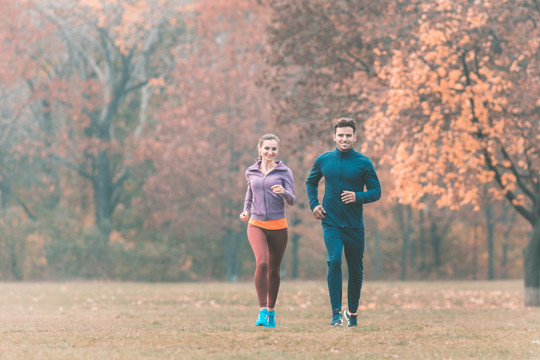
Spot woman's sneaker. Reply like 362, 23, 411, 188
265, 310, 276, 328
330, 310, 343, 326
256, 308, 268, 326
344, 309, 358, 327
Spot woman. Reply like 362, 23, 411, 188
239, 134, 296, 328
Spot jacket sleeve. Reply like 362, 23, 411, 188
355, 160, 381, 204
306, 156, 323, 211
282, 168, 296, 206
243, 174, 253, 213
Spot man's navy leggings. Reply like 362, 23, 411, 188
322, 224, 365, 314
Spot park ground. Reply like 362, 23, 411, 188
0, 280, 538, 359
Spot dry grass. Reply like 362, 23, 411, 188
0, 280, 538, 359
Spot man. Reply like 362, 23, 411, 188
306, 118, 381, 327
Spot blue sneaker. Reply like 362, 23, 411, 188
256, 308, 268, 326
344, 309, 358, 327
265, 310, 276, 328
330, 310, 343, 326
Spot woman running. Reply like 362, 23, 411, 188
239, 133, 296, 328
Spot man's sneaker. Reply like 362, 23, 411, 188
330, 310, 343, 326
344, 309, 358, 327
265, 310, 276, 328
256, 308, 268, 326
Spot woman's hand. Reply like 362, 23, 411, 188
271, 184, 284, 195
239, 211, 249, 222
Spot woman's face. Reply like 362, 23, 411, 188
259, 139, 279, 162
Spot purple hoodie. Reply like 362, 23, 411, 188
243, 160, 296, 221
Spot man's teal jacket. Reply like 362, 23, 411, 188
306, 148, 381, 228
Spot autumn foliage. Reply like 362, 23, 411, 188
0, 0, 537, 306
263, 0, 539, 305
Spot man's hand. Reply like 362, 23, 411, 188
341, 191, 356, 204
312, 205, 326, 220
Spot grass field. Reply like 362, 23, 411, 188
0, 280, 538, 359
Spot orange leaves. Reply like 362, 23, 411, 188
148, 77, 165, 87
176, 3, 200, 13
419, 29, 447, 48
500, 173, 517, 190
136, 0, 272, 238
366, 0, 540, 216
466, 6, 488, 29
448, 69, 463, 84
72, 0, 181, 55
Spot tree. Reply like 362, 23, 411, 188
0, 0, 53, 279
262, 0, 538, 295
262, 0, 395, 138
367, 0, 540, 305
137, 0, 273, 281
32, 0, 186, 240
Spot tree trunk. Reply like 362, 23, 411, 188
419, 209, 426, 272
94, 149, 113, 238
485, 201, 495, 280
233, 230, 243, 280
1, 181, 22, 280
408, 206, 415, 269
224, 229, 243, 282
524, 220, 540, 307
8, 236, 22, 280
224, 230, 235, 282
291, 232, 300, 279
375, 228, 382, 280
501, 210, 515, 269
280, 254, 287, 279
224, 229, 235, 282
290, 216, 302, 279
430, 220, 442, 268
472, 226, 479, 280
397, 204, 412, 281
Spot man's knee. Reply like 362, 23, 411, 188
326, 259, 342, 268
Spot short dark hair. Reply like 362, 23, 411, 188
333, 118, 357, 133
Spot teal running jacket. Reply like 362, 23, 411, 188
306, 148, 381, 228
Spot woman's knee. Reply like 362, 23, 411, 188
268, 267, 281, 279
256, 261, 269, 273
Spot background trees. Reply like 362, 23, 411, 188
135, 0, 274, 281
0, 0, 535, 306
263, 0, 538, 305
366, 0, 540, 306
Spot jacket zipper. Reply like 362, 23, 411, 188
262, 167, 276, 220
262, 173, 268, 219
339, 154, 344, 227
259, 165, 280, 220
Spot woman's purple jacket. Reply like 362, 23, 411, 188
243, 160, 296, 221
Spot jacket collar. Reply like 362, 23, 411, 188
247, 160, 285, 172
334, 148, 355, 157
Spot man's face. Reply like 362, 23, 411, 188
333, 126, 356, 152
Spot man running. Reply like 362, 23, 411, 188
306, 118, 381, 327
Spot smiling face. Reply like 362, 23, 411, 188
259, 139, 279, 162
333, 126, 356, 152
